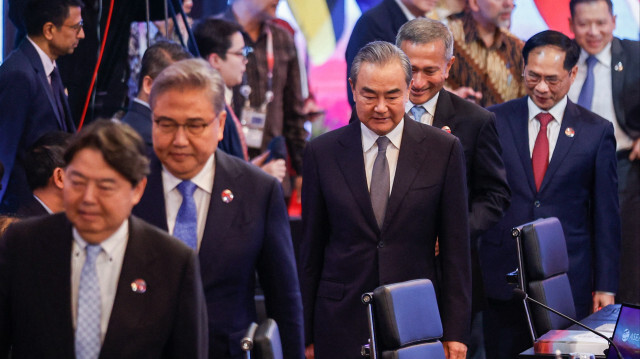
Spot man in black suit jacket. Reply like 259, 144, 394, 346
0, 120, 208, 358
0, 0, 83, 214
122, 41, 192, 152
132, 59, 304, 359
345, 0, 438, 107
568, 0, 640, 304
396, 17, 510, 357
301, 41, 471, 359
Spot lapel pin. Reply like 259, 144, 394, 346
565, 127, 575, 138
131, 279, 147, 294
614, 62, 623, 72
221, 189, 234, 203
441, 125, 452, 134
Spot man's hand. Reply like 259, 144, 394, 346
592, 292, 615, 313
251, 151, 287, 183
629, 138, 640, 161
443, 341, 467, 359
305, 344, 314, 359
446, 86, 482, 103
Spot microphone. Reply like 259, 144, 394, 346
513, 288, 623, 359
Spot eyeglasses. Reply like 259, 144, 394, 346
153, 118, 216, 136
226, 46, 253, 59
523, 71, 565, 87
63, 20, 84, 34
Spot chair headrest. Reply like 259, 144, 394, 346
521, 217, 569, 280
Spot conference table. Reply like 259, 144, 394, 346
518, 304, 621, 358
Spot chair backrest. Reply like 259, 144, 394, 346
520, 217, 576, 335
371, 279, 446, 359
241, 319, 283, 359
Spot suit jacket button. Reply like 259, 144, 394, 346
378, 241, 384, 248
534, 200, 541, 208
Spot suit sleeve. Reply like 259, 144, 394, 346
167, 249, 209, 359
468, 114, 511, 240
0, 68, 33, 201
0, 223, 16, 357
592, 122, 621, 293
256, 178, 305, 358
299, 142, 330, 345
438, 138, 472, 344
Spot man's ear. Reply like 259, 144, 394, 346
42, 22, 56, 41
52, 167, 64, 190
142, 76, 154, 97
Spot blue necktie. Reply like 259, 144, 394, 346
75, 244, 102, 359
50, 66, 68, 132
410, 105, 427, 123
370, 136, 391, 229
174, 180, 198, 250
577, 55, 597, 110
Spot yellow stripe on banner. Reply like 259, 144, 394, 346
287, 0, 336, 65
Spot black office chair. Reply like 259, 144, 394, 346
241, 318, 283, 359
512, 217, 577, 340
361, 279, 446, 359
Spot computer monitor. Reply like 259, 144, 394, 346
607, 303, 640, 359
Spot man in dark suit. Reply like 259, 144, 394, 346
568, 0, 640, 305
132, 59, 304, 359
121, 41, 192, 152
345, 0, 438, 107
0, 0, 83, 214
481, 30, 621, 358
17, 131, 71, 218
0, 120, 208, 358
396, 17, 510, 358
301, 41, 471, 359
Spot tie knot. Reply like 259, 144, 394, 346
376, 136, 390, 152
177, 180, 197, 197
411, 105, 427, 121
535, 113, 553, 127
85, 245, 102, 262
586, 55, 598, 67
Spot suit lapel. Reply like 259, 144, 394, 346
21, 41, 64, 129
337, 121, 379, 233
140, 155, 169, 231
610, 38, 625, 126
539, 101, 580, 192
432, 89, 455, 130
384, 117, 429, 230
202, 150, 241, 244
508, 97, 537, 193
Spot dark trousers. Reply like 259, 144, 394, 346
617, 153, 640, 305
483, 298, 532, 359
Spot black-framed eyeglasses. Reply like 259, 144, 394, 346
227, 46, 253, 59
153, 118, 216, 136
63, 20, 84, 34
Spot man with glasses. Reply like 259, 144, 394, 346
0, 0, 84, 214
481, 30, 620, 358
133, 59, 304, 359
193, 18, 286, 183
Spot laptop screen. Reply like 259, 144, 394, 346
607, 303, 640, 359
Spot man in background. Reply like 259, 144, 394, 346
568, 0, 640, 305
17, 132, 71, 217
0, 0, 83, 213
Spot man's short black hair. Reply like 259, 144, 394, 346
193, 18, 244, 60
24, 0, 85, 37
138, 40, 192, 92
569, 0, 613, 16
523, 30, 581, 72
23, 131, 71, 191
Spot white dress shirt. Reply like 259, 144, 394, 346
71, 220, 129, 342
527, 96, 568, 160
568, 44, 632, 151
362, 119, 404, 195
27, 36, 56, 85
405, 92, 440, 125
162, 154, 215, 251
33, 195, 53, 214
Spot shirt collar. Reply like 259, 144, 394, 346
579, 42, 612, 68
406, 91, 440, 117
73, 218, 129, 257
161, 153, 215, 195
133, 98, 150, 109
27, 36, 56, 77
527, 95, 568, 125
361, 118, 405, 153
395, 0, 420, 20
461, 9, 505, 49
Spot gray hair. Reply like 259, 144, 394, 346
396, 18, 454, 61
149, 58, 225, 115
349, 41, 412, 87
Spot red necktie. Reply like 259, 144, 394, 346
532, 113, 553, 191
